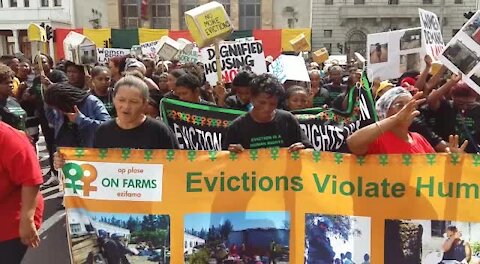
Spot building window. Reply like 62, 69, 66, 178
422, 0, 432, 3
151, 0, 170, 29
324, 43, 332, 54
54, 0, 61, 6
455, 0, 463, 3
40, 0, 48, 7
325, 0, 333, 5
216, 0, 230, 15
388, 0, 398, 4
9, 0, 17, 7
121, 0, 140, 29
354, 0, 365, 4
70, 224, 82, 234
239, 0, 261, 30
324, 30, 332, 38
24, 0, 29, 7
180, 0, 198, 30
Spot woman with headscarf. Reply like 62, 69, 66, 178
44, 82, 110, 148
347, 87, 435, 155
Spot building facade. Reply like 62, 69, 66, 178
184, 233, 205, 255
0, 0, 108, 58
107, 0, 275, 31
312, 0, 479, 58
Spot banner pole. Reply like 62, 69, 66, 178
214, 39, 222, 83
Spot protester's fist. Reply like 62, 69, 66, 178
228, 144, 244, 153
424, 55, 433, 67
215, 81, 226, 98
53, 151, 66, 170
40, 73, 52, 86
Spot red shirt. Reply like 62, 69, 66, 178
367, 131, 435, 154
0, 121, 44, 241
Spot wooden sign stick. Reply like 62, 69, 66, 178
214, 39, 222, 84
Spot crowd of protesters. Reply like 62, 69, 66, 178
0, 48, 478, 263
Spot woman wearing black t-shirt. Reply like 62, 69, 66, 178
223, 74, 311, 152
54, 76, 179, 168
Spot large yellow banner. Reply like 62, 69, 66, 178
61, 147, 480, 264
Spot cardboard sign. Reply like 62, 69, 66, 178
367, 28, 426, 80
419, 8, 445, 60
63, 31, 97, 65
313, 48, 329, 64
200, 40, 267, 85
177, 47, 200, 64
290, 33, 311, 52
439, 10, 480, 95
62, 147, 480, 264
97, 48, 129, 64
27, 23, 46, 42
184, 1, 233, 48
140, 40, 160, 59
269, 55, 309, 83
157, 36, 181, 61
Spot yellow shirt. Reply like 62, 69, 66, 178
12, 77, 19, 97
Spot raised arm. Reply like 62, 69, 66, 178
427, 73, 461, 111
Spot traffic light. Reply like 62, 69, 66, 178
103, 38, 112, 48
45, 25, 53, 41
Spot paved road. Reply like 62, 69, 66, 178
22, 136, 71, 264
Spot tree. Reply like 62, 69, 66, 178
127, 216, 139, 232
305, 214, 360, 241
220, 220, 234, 240
141, 215, 157, 231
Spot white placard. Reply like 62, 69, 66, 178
268, 55, 309, 83
367, 27, 426, 80
419, 8, 445, 60
200, 40, 267, 85
97, 48, 130, 64
141, 40, 160, 58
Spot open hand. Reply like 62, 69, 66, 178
447, 135, 468, 153
19, 218, 40, 248
393, 92, 426, 126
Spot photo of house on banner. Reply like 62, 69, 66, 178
66, 209, 170, 264
184, 211, 290, 264
304, 214, 371, 264
384, 219, 480, 264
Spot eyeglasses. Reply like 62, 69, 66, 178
390, 102, 407, 110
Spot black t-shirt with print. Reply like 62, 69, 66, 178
312, 87, 331, 107
409, 117, 443, 149
94, 117, 179, 149
222, 109, 311, 149
323, 83, 347, 102
431, 100, 480, 153
91, 89, 116, 117
225, 95, 250, 111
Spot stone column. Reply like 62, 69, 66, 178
230, 0, 239, 29
261, 0, 273, 29
106, 0, 121, 28
12, 29, 20, 53
171, 0, 180, 30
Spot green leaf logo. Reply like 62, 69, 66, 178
356, 156, 365, 166
98, 149, 108, 159
334, 153, 343, 164
450, 153, 460, 166
312, 151, 321, 163
208, 151, 217, 161
187, 150, 197, 162
270, 147, 280, 160
144, 150, 153, 161
166, 150, 175, 162
249, 149, 259, 161
379, 155, 388, 166
473, 154, 480, 167
290, 151, 300, 161
75, 147, 85, 158
229, 152, 238, 161
121, 148, 131, 160
402, 154, 412, 166
426, 154, 436, 166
